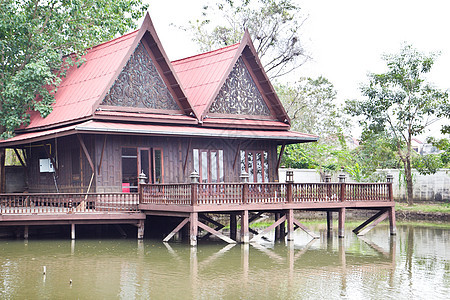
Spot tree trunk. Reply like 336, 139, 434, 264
404, 158, 414, 205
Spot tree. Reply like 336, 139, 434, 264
0, 0, 148, 138
346, 44, 450, 205
184, 0, 309, 78
278, 76, 354, 180
276, 76, 350, 136
0, 0, 148, 192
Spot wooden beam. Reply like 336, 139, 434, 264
77, 134, 95, 173
354, 211, 389, 236
250, 215, 286, 242
190, 213, 198, 246
198, 221, 236, 244
233, 140, 242, 170
199, 213, 224, 228
163, 217, 189, 242
352, 209, 387, 235
183, 139, 191, 174
13, 149, 27, 169
199, 213, 225, 240
241, 210, 249, 243
388, 207, 397, 235
338, 208, 346, 238
276, 143, 286, 171
97, 135, 107, 174
248, 212, 264, 224
292, 218, 320, 239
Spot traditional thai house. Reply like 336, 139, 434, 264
0, 13, 396, 244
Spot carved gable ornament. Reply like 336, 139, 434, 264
101, 42, 179, 110
209, 57, 271, 116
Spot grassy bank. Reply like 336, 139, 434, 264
395, 202, 450, 213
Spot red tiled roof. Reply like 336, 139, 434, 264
26, 31, 139, 130
0, 120, 317, 147
172, 43, 240, 116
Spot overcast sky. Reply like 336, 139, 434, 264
146, 0, 450, 138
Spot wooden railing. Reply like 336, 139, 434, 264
0, 193, 139, 214
0, 182, 392, 214
140, 182, 393, 206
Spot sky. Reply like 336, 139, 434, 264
146, 0, 450, 138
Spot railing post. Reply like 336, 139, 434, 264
139, 183, 144, 205
240, 171, 249, 205
387, 174, 394, 202
339, 173, 346, 202
286, 169, 294, 203
190, 171, 199, 206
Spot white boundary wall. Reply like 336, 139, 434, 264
279, 168, 450, 202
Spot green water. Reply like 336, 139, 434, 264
0, 224, 448, 299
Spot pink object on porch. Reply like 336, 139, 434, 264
122, 183, 130, 193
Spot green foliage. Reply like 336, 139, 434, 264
427, 137, 450, 167
345, 44, 450, 204
276, 76, 350, 137
183, 0, 309, 78
0, 0, 148, 138
412, 154, 443, 175
280, 143, 314, 169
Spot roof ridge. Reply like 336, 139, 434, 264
172, 42, 240, 64
87, 30, 139, 52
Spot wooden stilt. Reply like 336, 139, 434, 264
71, 224, 75, 240
230, 213, 237, 241
199, 214, 224, 240
137, 220, 145, 239
190, 212, 198, 247
292, 219, 320, 239
24, 225, 29, 239
163, 218, 189, 242
250, 215, 286, 242
327, 211, 333, 232
280, 213, 286, 239
338, 208, 345, 238
286, 209, 294, 241
197, 221, 236, 244
388, 206, 397, 235
354, 211, 388, 236
274, 213, 280, 241
241, 210, 249, 243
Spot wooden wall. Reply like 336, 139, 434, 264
21, 133, 279, 193
94, 134, 279, 192
26, 135, 95, 193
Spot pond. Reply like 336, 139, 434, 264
1, 224, 448, 299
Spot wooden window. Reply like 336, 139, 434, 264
122, 147, 164, 191
122, 147, 138, 193
240, 150, 269, 183
193, 149, 224, 183
153, 148, 163, 184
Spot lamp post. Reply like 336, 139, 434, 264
138, 171, 148, 184
240, 171, 249, 183
190, 171, 200, 183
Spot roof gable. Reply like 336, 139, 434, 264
23, 13, 195, 132
172, 31, 290, 128
172, 43, 239, 116
208, 57, 272, 117
100, 41, 180, 111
